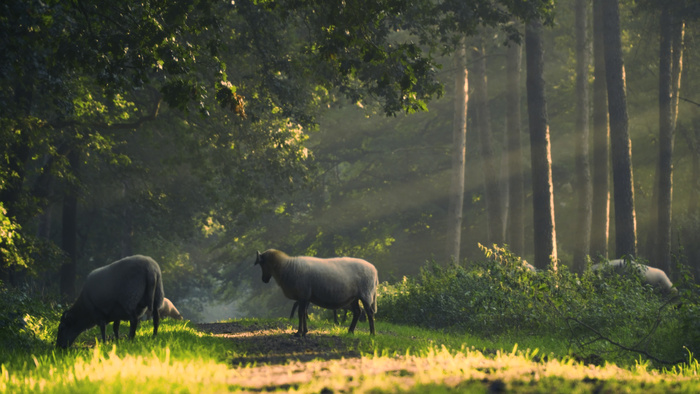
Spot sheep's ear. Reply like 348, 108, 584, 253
255, 251, 261, 265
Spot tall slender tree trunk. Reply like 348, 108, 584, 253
656, 9, 684, 273
60, 149, 80, 302
506, 36, 525, 257
447, 41, 468, 262
573, 0, 592, 273
473, 38, 504, 247
590, 0, 610, 261
603, 0, 637, 258
526, 19, 558, 270
656, 7, 674, 272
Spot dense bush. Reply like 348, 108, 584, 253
0, 282, 61, 360
378, 246, 698, 364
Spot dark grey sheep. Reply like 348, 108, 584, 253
255, 249, 378, 336
591, 259, 677, 295
56, 255, 164, 348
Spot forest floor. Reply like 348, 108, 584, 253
195, 320, 696, 393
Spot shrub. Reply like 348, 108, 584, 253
378, 246, 697, 364
0, 282, 61, 360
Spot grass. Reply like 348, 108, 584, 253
2, 317, 700, 393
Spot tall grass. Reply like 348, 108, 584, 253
1, 320, 235, 393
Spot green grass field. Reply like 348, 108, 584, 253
2, 317, 699, 393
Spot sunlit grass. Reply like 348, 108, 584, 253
2, 317, 699, 393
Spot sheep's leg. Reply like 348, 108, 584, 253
290, 302, 298, 319
295, 300, 308, 337
99, 323, 107, 343
347, 300, 361, 334
360, 298, 375, 336
333, 309, 339, 325
152, 307, 160, 337
113, 320, 120, 341
302, 303, 309, 335
128, 318, 139, 340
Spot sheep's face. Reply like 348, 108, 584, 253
56, 310, 81, 349
255, 251, 273, 283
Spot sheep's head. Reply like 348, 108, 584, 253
55, 309, 81, 349
56, 304, 95, 349
255, 250, 273, 283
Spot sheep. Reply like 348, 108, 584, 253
56, 255, 164, 348
521, 260, 537, 272
255, 249, 378, 336
142, 297, 183, 321
591, 259, 677, 295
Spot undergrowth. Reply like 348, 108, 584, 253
378, 245, 699, 367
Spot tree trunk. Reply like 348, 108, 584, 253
656, 7, 674, 273
472, 38, 504, 247
573, 0, 592, 273
60, 149, 80, 302
656, 10, 684, 273
506, 36, 525, 257
526, 19, 558, 270
447, 41, 468, 262
602, 0, 637, 258
590, 0, 610, 261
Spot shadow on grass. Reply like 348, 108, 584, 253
197, 320, 362, 365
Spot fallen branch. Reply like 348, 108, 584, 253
545, 294, 684, 365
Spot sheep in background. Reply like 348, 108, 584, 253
255, 249, 378, 336
142, 297, 183, 321
56, 255, 164, 348
591, 259, 677, 295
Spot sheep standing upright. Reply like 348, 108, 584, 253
56, 255, 165, 348
255, 249, 378, 336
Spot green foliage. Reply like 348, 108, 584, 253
0, 283, 61, 358
378, 246, 698, 365
379, 250, 546, 334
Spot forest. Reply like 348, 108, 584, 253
6, 0, 700, 392
3, 0, 698, 318
3, 1, 700, 390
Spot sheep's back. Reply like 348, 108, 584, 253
82, 255, 161, 320
279, 256, 377, 307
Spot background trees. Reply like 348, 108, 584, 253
3, 0, 700, 319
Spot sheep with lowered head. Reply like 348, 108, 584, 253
255, 249, 378, 336
591, 259, 677, 295
56, 255, 164, 348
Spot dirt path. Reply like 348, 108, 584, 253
194, 321, 685, 393
196, 321, 454, 392
196, 321, 361, 366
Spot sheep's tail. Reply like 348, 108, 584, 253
150, 270, 165, 315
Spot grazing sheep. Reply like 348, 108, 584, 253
142, 297, 183, 321
256, 249, 378, 336
591, 259, 677, 295
521, 260, 537, 272
56, 255, 164, 348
